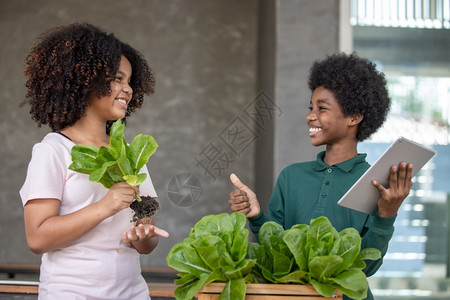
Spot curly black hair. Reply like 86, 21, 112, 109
308, 52, 390, 141
22, 23, 155, 134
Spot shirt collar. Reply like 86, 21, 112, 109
314, 151, 367, 172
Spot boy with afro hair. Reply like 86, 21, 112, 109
228, 52, 413, 300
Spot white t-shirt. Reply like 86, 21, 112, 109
20, 133, 157, 300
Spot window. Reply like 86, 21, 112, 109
350, 0, 450, 298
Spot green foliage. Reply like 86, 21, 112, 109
249, 216, 381, 299
166, 213, 257, 300
167, 214, 381, 300
69, 119, 158, 199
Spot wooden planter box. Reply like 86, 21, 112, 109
198, 283, 343, 300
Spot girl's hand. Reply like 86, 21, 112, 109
122, 223, 169, 244
101, 182, 138, 216
372, 162, 413, 218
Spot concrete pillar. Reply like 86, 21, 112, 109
255, 0, 341, 209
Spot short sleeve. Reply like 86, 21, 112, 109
19, 142, 66, 205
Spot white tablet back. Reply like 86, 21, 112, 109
337, 137, 435, 215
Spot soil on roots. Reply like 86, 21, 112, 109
130, 196, 160, 222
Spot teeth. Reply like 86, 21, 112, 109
309, 127, 321, 133
117, 99, 127, 104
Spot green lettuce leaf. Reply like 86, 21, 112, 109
218, 278, 246, 300
309, 255, 343, 281
68, 119, 158, 193
69, 145, 100, 173
166, 243, 212, 278
283, 227, 308, 271
167, 214, 382, 300
329, 269, 369, 300
166, 212, 255, 300
174, 272, 222, 300
250, 216, 382, 299
128, 134, 158, 172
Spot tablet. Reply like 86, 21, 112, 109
337, 137, 435, 215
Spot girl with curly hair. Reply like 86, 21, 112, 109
228, 53, 414, 300
20, 23, 168, 300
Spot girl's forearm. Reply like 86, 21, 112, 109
24, 199, 111, 254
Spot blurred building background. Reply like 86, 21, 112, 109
352, 0, 450, 298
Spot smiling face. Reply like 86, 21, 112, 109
86, 55, 133, 122
306, 86, 360, 147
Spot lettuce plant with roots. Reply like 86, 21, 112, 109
69, 119, 159, 221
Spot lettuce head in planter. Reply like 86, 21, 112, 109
166, 212, 257, 300
249, 216, 381, 299
167, 213, 380, 300
69, 119, 159, 221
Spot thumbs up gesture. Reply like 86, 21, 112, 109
228, 173, 261, 218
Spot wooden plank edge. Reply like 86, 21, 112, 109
200, 282, 342, 297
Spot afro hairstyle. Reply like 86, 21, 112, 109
23, 22, 155, 134
308, 52, 391, 141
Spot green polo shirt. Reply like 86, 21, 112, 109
249, 151, 397, 300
